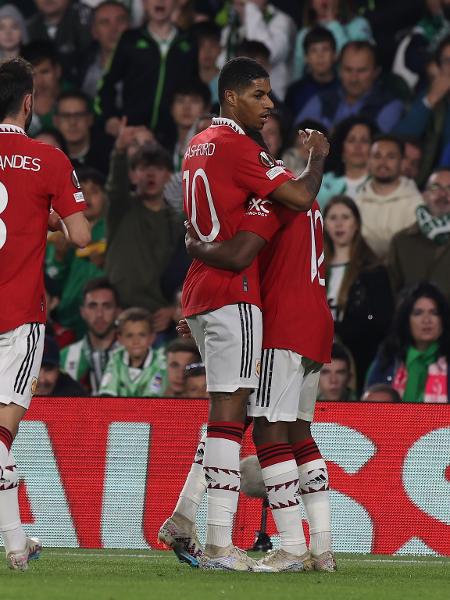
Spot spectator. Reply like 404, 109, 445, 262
60, 278, 121, 393
170, 80, 211, 170
105, 127, 186, 332
164, 338, 201, 397
46, 167, 107, 336
36, 336, 88, 396
395, 34, 450, 186
34, 127, 66, 149
219, 0, 296, 99
44, 273, 76, 349
400, 136, 423, 182
27, 0, 92, 84
324, 195, 393, 391
367, 282, 450, 403
0, 4, 28, 59
317, 116, 377, 208
281, 118, 328, 175
355, 134, 422, 259
361, 384, 401, 402
82, 0, 130, 99
296, 41, 404, 133
388, 168, 450, 302
261, 112, 284, 159
98, 307, 167, 397
96, 0, 198, 141
53, 90, 113, 175
285, 26, 339, 120
293, 0, 373, 80
318, 342, 356, 400
194, 21, 221, 107
21, 40, 64, 135
184, 362, 208, 398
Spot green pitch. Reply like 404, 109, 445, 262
0, 549, 449, 600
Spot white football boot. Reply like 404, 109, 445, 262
158, 516, 203, 567
200, 545, 261, 571
311, 550, 337, 572
254, 548, 314, 573
6, 536, 42, 571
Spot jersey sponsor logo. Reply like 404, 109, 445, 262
73, 191, 85, 203
266, 165, 286, 180
246, 197, 272, 216
184, 143, 216, 159
0, 155, 41, 172
72, 170, 81, 189
259, 151, 276, 169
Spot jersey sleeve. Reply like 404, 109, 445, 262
232, 137, 293, 198
48, 149, 87, 218
238, 197, 284, 242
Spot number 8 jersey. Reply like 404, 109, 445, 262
182, 117, 293, 318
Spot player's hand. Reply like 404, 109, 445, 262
48, 209, 63, 232
152, 306, 175, 333
299, 129, 330, 159
185, 223, 202, 257
50, 231, 72, 261
176, 319, 192, 338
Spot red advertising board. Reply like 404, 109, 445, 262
13, 398, 450, 555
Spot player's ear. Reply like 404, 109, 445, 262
24, 93, 33, 117
224, 89, 238, 108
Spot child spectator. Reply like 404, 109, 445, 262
46, 167, 108, 337
261, 112, 284, 159
164, 338, 201, 397
0, 4, 28, 59
184, 362, 208, 399
285, 26, 338, 119
195, 21, 221, 107
318, 343, 356, 400
99, 307, 167, 397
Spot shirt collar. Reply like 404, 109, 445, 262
0, 123, 26, 135
211, 117, 245, 135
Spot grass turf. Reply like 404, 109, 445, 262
0, 549, 449, 600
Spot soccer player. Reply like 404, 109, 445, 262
0, 58, 91, 570
159, 57, 329, 571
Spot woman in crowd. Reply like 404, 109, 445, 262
318, 116, 377, 209
324, 195, 393, 392
367, 282, 450, 402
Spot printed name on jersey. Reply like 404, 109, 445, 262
0, 155, 41, 172
184, 142, 216, 159
246, 197, 272, 216
259, 151, 276, 169
266, 165, 286, 180
72, 169, 81, 189
73, 191, 85, 203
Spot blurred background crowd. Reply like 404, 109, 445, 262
4, 0, 450, 402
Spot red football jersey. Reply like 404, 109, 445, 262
240, 198, 334, 364
181, 117, 293, 317
0, 124, 86, 333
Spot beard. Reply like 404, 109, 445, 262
375, 174, 397, 185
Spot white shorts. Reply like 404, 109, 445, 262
248, 349, 321, 422
0, 323, 45, 410
187, 303, 262, 393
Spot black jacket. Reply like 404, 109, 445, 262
335, 265, 394, 393
95, 26, 198, 140
52, 372, 88, 397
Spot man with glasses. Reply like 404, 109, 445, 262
53, 90, 113, 175
389, 168, 450, 302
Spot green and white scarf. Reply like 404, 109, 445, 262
416, 205, 450, 245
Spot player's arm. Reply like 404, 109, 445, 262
185, 224, 266, 272
269, 130, 329, 211
61, 212, 91, 248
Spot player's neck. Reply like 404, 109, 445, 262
2, 115, 26, 131
219, 109, 245, 131
88, 330, 115, 351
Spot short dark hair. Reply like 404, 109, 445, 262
117, 307, 153, 333
236, 40, 270, 63
82, 277, 120, 306
192, 21, 221, 44
77, 167, 106, 188
171, 80, 211, 108
372, 133, 404, 156
218, 57, 269, 104
340, 40, 378, 66
129, 143, 173, 172
0, 58, 33, 121
397, 135, 422, 153
21, 40, 60, 66
93, 0, 130, 18
165, 338, 200, 357
56, 89, 91, 113
303, 26, 337, 53
363, 384, 401, 403
331, 343, 352, 371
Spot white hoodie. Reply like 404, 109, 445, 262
355, 176, 423, 259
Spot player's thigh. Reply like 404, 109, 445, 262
248, 349, 304, 422
297, 360, 321, 423
0, 323, 45, 410
188, 304, 262, 393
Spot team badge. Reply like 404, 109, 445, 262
259, 151, 275, 168
72, 169, 81, 189
255, 359, 261, 377
31, 377, 38, 396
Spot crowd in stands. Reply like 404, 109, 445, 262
4, 0, 450, 402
